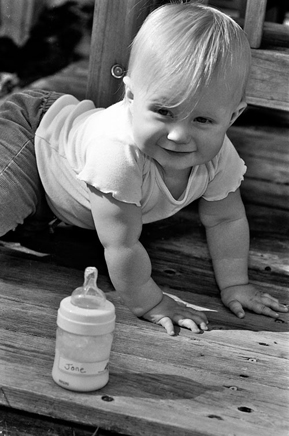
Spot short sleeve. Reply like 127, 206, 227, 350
77, 139, 144, 206
202, 135, 247, 201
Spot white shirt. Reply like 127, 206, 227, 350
35, 95, 246, 228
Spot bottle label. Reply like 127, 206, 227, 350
58, 356, 109, 376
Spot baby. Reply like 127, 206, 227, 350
0, 2, 287, 334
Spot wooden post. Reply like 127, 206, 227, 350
86, 0, 153, 107
244, 0, 267, 48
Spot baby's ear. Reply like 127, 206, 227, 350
230, 101, 247, 126
123, 76, 134, 102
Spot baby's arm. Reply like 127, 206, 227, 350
199, 189, 288, 318
88, 187, 208, 334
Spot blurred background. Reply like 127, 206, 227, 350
0, 0, 94, 93
0, 0, 288, 97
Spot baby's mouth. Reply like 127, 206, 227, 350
163, 148, 192, 155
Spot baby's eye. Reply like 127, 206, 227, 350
194, 117, 211, 124
155, 107, 173, 117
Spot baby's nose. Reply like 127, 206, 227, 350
167, 122, 191, 144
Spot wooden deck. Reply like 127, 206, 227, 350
0, 61, 289, 436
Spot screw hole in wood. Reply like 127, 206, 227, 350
164, 268, 177, 275
101, 395, 114, 402
274, 318, 286, 324
238, 406, 253, 413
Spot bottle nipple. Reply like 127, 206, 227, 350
71, 267, 106, 309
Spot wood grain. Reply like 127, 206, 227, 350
1, 267, 288, 436
1, 185, 288, 436
244, 0, 267, 48
246, 49, 289, 111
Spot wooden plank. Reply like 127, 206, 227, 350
1, 274, 288, 436
1, 353, 289, 436
1, 286, 289, 432
246, 49, 289, 111
243, 0, 267, 48
260, 21, 289, 48
228, 124, 289, 209
0, 198, 288, 436
237, 19, 289, 48
29, 60, 90, 101
86, 0, 152, 107
240, 178, 289, 211
0, 406, 104, 436
139, 198, 289, 283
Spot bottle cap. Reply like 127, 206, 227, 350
57, 297, 115, 335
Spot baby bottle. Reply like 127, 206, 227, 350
52, 266, 115, 392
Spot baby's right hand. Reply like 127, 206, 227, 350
142, 294, 209, 335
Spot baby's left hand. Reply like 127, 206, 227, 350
221, 284, 288, 319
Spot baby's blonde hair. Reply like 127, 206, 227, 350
127, 1, 251, 115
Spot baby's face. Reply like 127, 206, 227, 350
126, 74, 246, 172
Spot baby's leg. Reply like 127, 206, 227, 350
0, 90, 61, 237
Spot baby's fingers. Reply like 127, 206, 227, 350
248, 296, 282, 318
157, 310, 209, 335
248, 301, 279, 318
260, 293, 288, 313
176, 310, 209, 333
157, 316, 200, 335
157, 316, 175, 336
227, 300, 245, 319
157, 316, 200, 336
247, 293, 287, 318
178, 318, 205, 333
